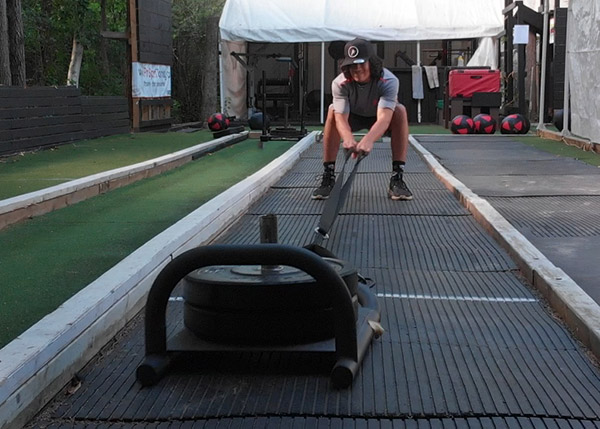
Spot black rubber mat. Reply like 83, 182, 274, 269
444, 160, 600, 177
27, 142, 600, 428
488, 196, 600, 237
35, 417, 600, 428
249, 182, 467, 216
454, 174, 600, 196
216, 214, 515, 272
274, 171, 446, 189
289, 155, 432, 174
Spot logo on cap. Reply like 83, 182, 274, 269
348, 46, 359, 58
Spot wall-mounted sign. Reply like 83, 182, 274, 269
513, 25, 530, 45
132, 62, 171, 98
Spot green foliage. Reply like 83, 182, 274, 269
172, 0, 226, 123
23, 0, 128, 94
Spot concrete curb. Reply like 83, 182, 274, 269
0, 132, 316, 429
0, 132, 249, 231
410, 136, 600, 359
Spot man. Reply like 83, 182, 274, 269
312, 38, 413, 201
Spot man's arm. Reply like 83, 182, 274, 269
356, 107, 393, 154
334, 111, 359, 152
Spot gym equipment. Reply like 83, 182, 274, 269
448, 69, 501, 98
312, 150, 367, 248
136, 213, 381, 389
450, 114, 475, 134
473, 113, 497, 134
257, 70, 307, 146
500, 113, 530, 134
248, 112, 270, 130
207, 113, 229, 131
553, 109, 565, 131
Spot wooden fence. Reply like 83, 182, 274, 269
0, 86, 130, 156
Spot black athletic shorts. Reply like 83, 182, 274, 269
348, 113, 392, 136
348, 113, 376, 132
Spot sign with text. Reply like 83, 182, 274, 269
132, 62, 171, 98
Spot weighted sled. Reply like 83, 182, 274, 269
182, 257, 358, 311
183, 295, 359, 345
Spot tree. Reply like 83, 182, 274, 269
7, 0, 25, 86
172, 0, 225, 123
0, 0, 12, 85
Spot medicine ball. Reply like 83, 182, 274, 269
248, 112, 270, 130
450, 115, 474, 135
500, 113, 529, 135
473, 114, 497, 134
553, 109, 564, 131
207, 113, 229, 131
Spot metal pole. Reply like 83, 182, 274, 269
417, 41, 422, 123
321, 42, 325, 124
537, 0, 549, 130
561, 3, 572, 137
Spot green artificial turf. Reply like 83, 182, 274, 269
0, 139, 294, 348
511, 135, 600, 167
0, 131, 215, 200
409, 124, 452, 134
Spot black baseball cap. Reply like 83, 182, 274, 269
340, 38, 375, 68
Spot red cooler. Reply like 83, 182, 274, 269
449, 69, 501, 98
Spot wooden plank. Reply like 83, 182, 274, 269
81, 96, 128, 107
0, 86, 81, 98
81, 104, 129, 114
80, 111, 130, 123
139, 118, 172, 129
0, 105, 82, 120
139, 98, 172, 107
0, 114, 82, 131
0, 96, 82, 109
100, 31, 128, 40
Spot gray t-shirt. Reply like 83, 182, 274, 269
331, 68, 399, 117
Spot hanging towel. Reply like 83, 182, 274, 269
424, 66, 440, 89
411, 65, 424, 100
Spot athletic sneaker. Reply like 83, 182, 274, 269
388, 173, 413, 200
312, 169, 336, 199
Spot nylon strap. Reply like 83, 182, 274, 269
313, 150, 367, 246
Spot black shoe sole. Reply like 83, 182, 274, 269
311, 194, 329, 200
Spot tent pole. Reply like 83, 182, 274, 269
321, 42, 325, 124
537, 0, 549, 131
219, 38, 226, 115
561, 3, 572, 137
417, 41, 422, 123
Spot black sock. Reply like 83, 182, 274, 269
392, 161, 405, 175
324, 162, 335, 172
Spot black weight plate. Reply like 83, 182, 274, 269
183, 295, 359, 345
183, 257, 358, 311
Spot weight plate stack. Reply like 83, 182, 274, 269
182, 257, 359, 345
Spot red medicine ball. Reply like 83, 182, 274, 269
450, 115, 474, 135
473, 114, 497, 134
500, 113, 529, 135
207, 113, 230, 131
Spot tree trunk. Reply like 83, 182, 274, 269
199, 16, 219, 121
7, 0, 25, 86
99, 0, 109, 75
0, 0, 11, 85
67, 37, 84, 87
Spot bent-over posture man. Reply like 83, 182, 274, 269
312, 38, 412, 201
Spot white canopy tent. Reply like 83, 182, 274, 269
219, 0, 504, 120
560, 0, 600, 145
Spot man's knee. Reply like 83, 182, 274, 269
393, 104, 407, 123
